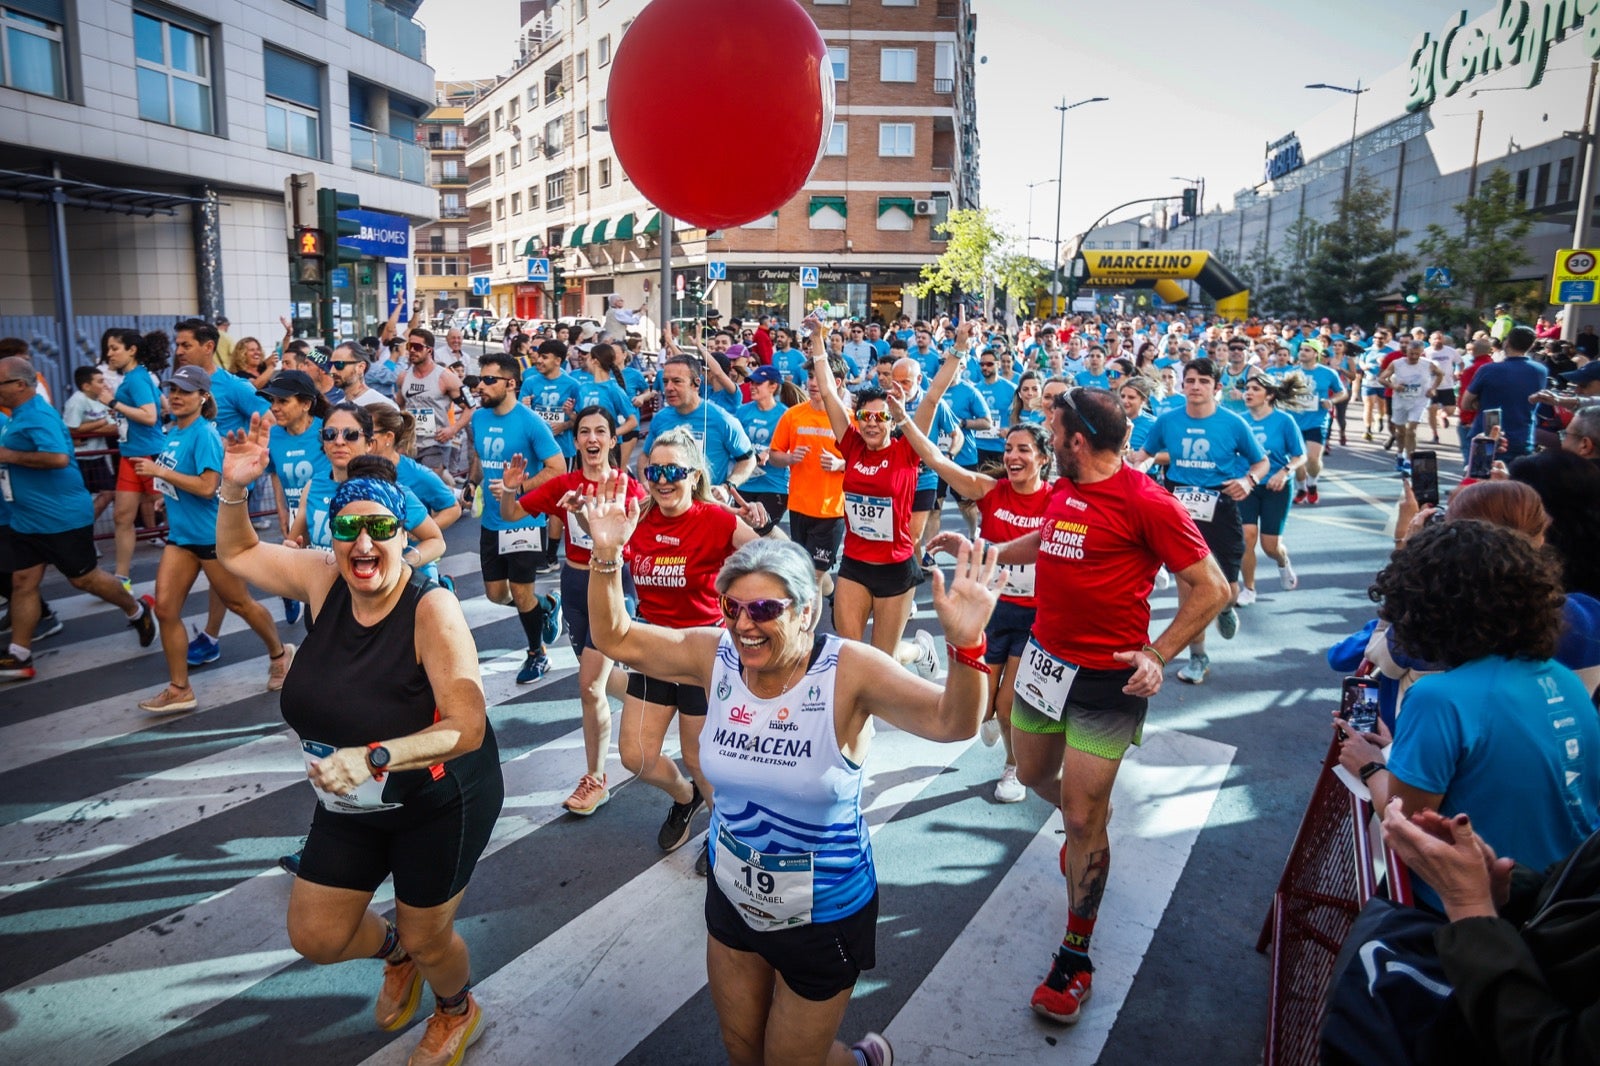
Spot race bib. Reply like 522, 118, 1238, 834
713, 824, 814, 932
535, 406, 564, 428
1018, 636, 1078, 721
116, 415, 129, 444
1174, 486, 1219, 522
974, 426, 1003, 441
299, 738, 402, 813
1400, 381, 1424, 397
410, 407, 438, 437
154, 476, 177, 501
498, 525, 545, 555
843, 493, 893, 542
567, 518, 594, 550
0, 465, 11, 503
999, 563, 1036, 598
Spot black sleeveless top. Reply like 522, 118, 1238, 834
282, 571, 497, 799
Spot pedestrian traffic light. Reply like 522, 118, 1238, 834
1402, 274, 1421, 306
314, 188, 362, 344
551, 263, 567, 301
1181, 188, 1198, 217
687, 275, 704, 303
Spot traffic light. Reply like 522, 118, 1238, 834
1181, 188, 1198, 217
687, 275, 705, 304
315, 188, 361, 344
293, 227, 324, 283
551, 263, 567, 301
1402, 273, 1421, 306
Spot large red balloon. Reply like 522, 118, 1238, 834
608, 0, 834, 231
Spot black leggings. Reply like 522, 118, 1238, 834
1332, 400, 1349, 439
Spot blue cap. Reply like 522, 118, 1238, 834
1561, 362, 1600, 387
747, 365, 782, 385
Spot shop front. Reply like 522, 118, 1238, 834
726, 267, 925, 326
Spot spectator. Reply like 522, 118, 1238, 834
1462, 326, 1546, 457
228, 336, 277, 391
1562, 405, 1600, 462
1509, 448, 1600, 599
601, 294, 645, 341
366, 337, 404, 399
61, 365, 118, 523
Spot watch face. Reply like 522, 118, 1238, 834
369, 746, 390, 769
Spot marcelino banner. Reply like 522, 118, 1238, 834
1079, 250, 1251, 318
1406, 0, 1600, 112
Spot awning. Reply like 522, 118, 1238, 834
809, 195, 847, 217
566, 222, 588, 247
613, 212, 636, 241
520, 235, 540, 256
590, 218, 610, 243
640, 210, 661, 235
878, 196, 915, 217
0, 167, 208, 217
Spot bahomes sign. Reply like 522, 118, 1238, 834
1406, 0, 1600, 112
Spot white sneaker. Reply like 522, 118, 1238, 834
1154, 566, 1171, 590
1236, 586, 1257, 607
980, 715, 1002, 747
1279, 563, 1299, 590
994, 765, 1025, 803
907, 629, 940, 680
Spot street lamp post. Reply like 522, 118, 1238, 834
1305, 80, 1368, 208
1052, 96, 1109, 308
1026, 178, 1058, 249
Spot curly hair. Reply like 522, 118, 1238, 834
1369, 520, 1565, 667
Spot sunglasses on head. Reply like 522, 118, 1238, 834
1056, 387, 1099, 437
322, 427, 365, 443
720, 594, 794, 624
644, 463, 693, 483
856, 410, 893, 424
330, 514, 402, 541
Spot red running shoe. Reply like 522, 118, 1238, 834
1031, 955, 1094, 1025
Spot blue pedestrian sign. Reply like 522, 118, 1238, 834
471, 276, 491, 297
1558, 280, 1596, 303
1423, 266, 1453, 289
799, 266, 820, 289
527, 257, 550, 283
707, 261, 727, 281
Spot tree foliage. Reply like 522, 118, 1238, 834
1300, 171, 1413, 323
1413, 168, 1538, 327
916, 207, 1047, 303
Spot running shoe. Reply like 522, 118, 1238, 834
1396, 457, 1411, 475
920, 550, 936, 571
1383, 435, 1395, 451
267, 644, 296, 691
851, 1032, 895, 1066
117, 575, 134, 596
1432, 432, 1440, 444
1030, 955, 1094, 1025
1216, 605, 1240, 640
540, 592, 561, 646
979, 715, 1002, 747
657, 785, 704, 852
278, 849, 302, 876
138, 685, 198, 713
147, 535, 167, 547
1364, 430, 1373, 442
408, 996, 484, 1066
906, 629, 940, 679
0, 651, 36, 682
1177, 655, 1210, 685
536, 558, 560, 575
994, 765, 1025, 804
1307, 487, 1320, 505
515, 651, 550, 685
695, 839, 710, 877
439, 575, 457, 594
1235, 586, 1257, 607
131, 596, 156, 648
1279, 563, 1299, 590
1293, 488, 1307, 505
375, 958, 423, 1031
283, 598, 303, 626
34, 608, 64, 640
563, 773, 610, 816
187, 630, 220, 667
1154, 566, 1171, 591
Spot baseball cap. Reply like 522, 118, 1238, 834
1560, 362, 1600, 387
303, 346, 332, 371
166, 365, 211, 392
747, 365, 782, 385
258, 369, 318, 400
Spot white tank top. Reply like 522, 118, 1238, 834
700, 631, 876, 927
400, 363, 452, 439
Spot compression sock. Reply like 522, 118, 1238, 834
517, 602, 547, 653
435, 981, 471, 1016
1060, 911, 1096, 970
372, 917, 409, 964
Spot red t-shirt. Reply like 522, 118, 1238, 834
627, 499, 737, 627
1032, 465, 1211, 671
1380, 348, 1405, 397
517, 470, 646, 566
978, 479, 1052, 608
839, 425, 920, 565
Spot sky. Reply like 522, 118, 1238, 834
420, 0, 1478, 252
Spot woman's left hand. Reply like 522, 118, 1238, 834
885, 391, 909, 424
930, 537, 1001, 647
307, 747, 371, 795
584, 472, 642, 554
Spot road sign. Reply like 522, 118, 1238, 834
799, 266, 819, 289
675, 274, 686, 294
527, 257, 550, 283
707, 261, 727, 281
1423, 266, 1453, 289
471, 276, 491, 297
1551, 247, 1600, 304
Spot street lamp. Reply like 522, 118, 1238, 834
1052, 96, 1109, 302
1305, 80, 1367, 206
1026, 178, 1058, 248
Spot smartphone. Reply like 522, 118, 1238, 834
1467, 436, 1496, 480
1410, 450, 1439, 506
1339, 676, 1382, 736
1484, 408, 1502, 434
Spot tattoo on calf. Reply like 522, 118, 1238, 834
1071, 847, 1110, 919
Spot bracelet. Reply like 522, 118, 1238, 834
1141, 644, 1167, 668
946, 636, 988, 672
590, 556, 623, 574
219, 492, 249, 505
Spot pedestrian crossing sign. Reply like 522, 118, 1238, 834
800, 266, 819, 289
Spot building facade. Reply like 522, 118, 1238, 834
413, 79, 493, 321
463, 0, 979, 329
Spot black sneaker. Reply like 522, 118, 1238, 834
33, 609, 64, 641
0, 651, 36, 682
130, 595, 157, 648
278, 849, 302, 876
536, 558, 560, 575
0, 608, 10, 638
657, 786, 704, 852
694, 839, 709, 877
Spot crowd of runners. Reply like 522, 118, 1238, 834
1, 301, 1597, 1066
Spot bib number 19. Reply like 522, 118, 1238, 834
740, 866, 776, 895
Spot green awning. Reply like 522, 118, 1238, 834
809, 195, 847, 217
613, 212, 636, 240
640, 210, 661, 235
521, 236, 540, 256
566, 223, 588, 247
878, 197, 915, 217
590, 218, 610, 243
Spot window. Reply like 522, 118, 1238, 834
742, 211, 778, 229
441, 159, 460, 180
576, 165, 589, 194
511, 192, 522, 214
495, 152, 505, 175
497, 243, 506, 264
825, 121, 847, 155
265, 48, 323, 157
598, 97, 608, 124
576, 0, 586, 18
597, 34, 611, 66
599, 158, 612, 187
528, 185, 539, 209
508, 96, 519, 119
527, 86, 538, 108
441, 192, 460, 210
510, 143, 521, 168
546, 171, 566, 209
826, 45, 848, 81
878, 198, 914, 229
135, 8, 215, 133
1558, 156, 1575, 202
494, 107, 504, 129
575, 49, 587, 80
0, 6, 66, 99
880, 47, 915, 82
577, 107, 588, 137
544, 116, 562, 153
883, 0, 917, 5
878, 122, 914, 157
813, 0, 849, 5
1535, 161, 1551, 206
933, 41, 954, 92
495, 198, 505, 220
430, 234, 444, 252
1516, 167, 1530, 204
808, 196, 846, 230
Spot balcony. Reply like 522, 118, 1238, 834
435, 172, 468, 186
347, 0, 426, 62
439, 205, 469, 218
934, 78, 953, 94
468, 222, 494, 242
467, 176, 492, 196
350, 125, 428, 183
937, 0, 959, 15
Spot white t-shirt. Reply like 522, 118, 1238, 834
346, 388, 398, 410
1426, 345, 1462, 389
62, 390, 115, 453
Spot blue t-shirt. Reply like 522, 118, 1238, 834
397, 455, 458, 515
770, 349, 809, 387
1075, 370, 1112, 390
114, 364, 166, 457
1292, 364, 1344, 433
972, 377, 1016, 452
738, 400, 790, 494
1387, 656, 1600, 909
944, 380, 989, 467
903, 392, 960, 491
1128, 410, 1158, 453
1245, 408, 1306, 476
645, 401, 754, 485
1468, 356, 1548, 455
207, 365, 268, 437
156, 416, 224, 547
1218, 365, 1253, 414
912, 348, 943, 382
1146, 406, 1265, 489
520, 370, 583, 458
0, 395, 92, 534
0, 411, 9, 528
267, 417, 329, 517
303, 473, 430, 550
575, 376, 635, 432
620, 364, 648, 397
472, 402, 562, 533
707, 383, 743, 415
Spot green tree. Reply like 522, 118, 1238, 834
917, 207, 1046, 306
1413, 168, 1538, 327
1301, 171, 1413, 323
1251, 220, 1319, 317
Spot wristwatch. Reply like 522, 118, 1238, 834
1358, 761, 1385, 784
366, 743, 391, 780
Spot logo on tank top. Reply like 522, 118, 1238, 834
717, 674, 733, 700
729, 705, 755, 725
767, 709, 798, 733
800, 683, 826, 713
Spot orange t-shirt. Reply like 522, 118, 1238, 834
771, 402, 844, 519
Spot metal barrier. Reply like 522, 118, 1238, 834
75, 444, 281, 541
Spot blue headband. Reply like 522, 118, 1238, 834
329, 477, 408, 520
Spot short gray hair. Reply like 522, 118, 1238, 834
715, 539, 819, 614
1569, 405, 1600, 446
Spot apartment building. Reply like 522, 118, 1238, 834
464, 0, 979, 328
414, 79, 494, 320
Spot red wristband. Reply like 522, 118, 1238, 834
947, 637, 988, 672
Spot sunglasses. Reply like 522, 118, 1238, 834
720, 594, 793, 624
406, 342, 429, 351
329, 360, 358, 370
322, 427, 365, 443
477, 375, 516, 386
856, 411, 893, 424
644, 463, 693, 483
330, 514, 402, 541
1056, 387, 1098, 437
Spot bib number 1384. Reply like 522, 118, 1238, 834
1019, 636, 1078, 721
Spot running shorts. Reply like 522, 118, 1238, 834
984, 599, 1036, 664
705, 879, 877, 1002
788, 512, 843, 572
838, 554, 921, 599
1238, 483, 1291, 538
1010, 664, 1147, 760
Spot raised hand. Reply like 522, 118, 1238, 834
223, 412, 276, 488
929, 538, 1000, 648
585, 471, 642, 554
501, 452, 529, 493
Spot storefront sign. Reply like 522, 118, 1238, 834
729, 267, 920, 285
336, 209, 411, 258
1406, 0, 1600, 113
387, 265, 407, 318
1264, 133, 1304, 182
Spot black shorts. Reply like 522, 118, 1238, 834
626, 670, 709, 716
560, 562, 637, 652
172, 543, 218, 561
985, 599, 1036, 663
1432, 388, 1457, 407
705, 879, 878, 1002
0, 524, 13, 572
1173, 489, 1245, 585
911, 487, 938, 513
295, 741, 505, 909
80, 454, 116, 494
479, 526, 543, 585
838, 554, 921, 599
1301, 426, 1325, 445
8, 524, 97, 580
788, 512, 843, 571
741, 491, 788, 537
